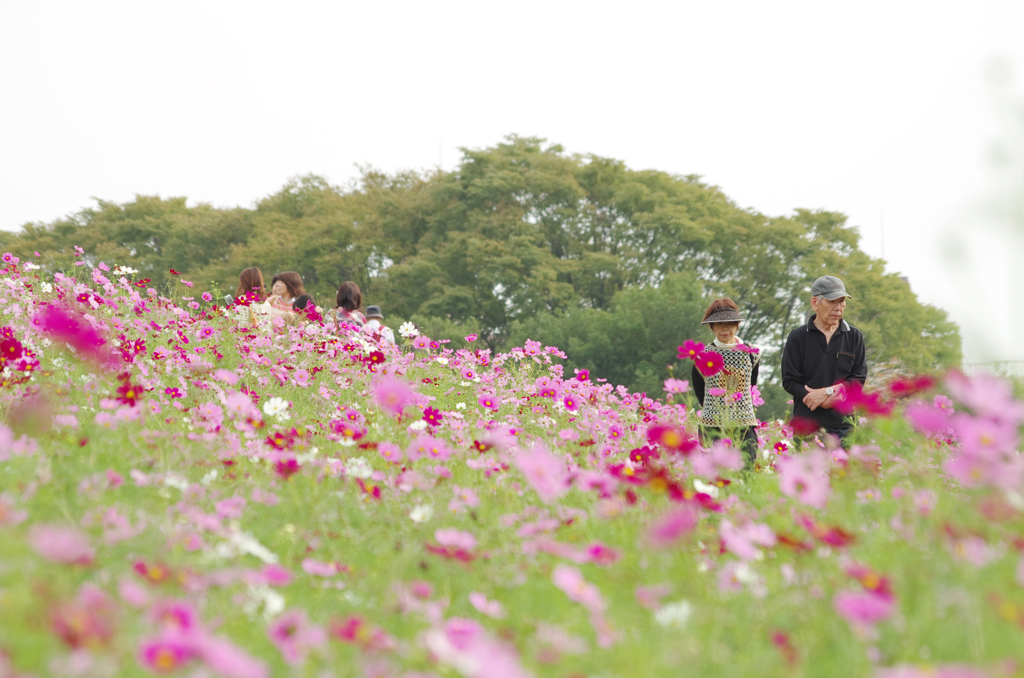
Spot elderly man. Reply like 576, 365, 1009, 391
780, 275, 867, 440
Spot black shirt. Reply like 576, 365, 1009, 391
780, 315, 867, 430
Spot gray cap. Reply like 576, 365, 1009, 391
364, 305, 383, 319
811, 275, 852, 300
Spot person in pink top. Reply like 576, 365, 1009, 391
330, 281, 366, 329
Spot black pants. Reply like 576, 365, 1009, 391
699, 425, 758, 466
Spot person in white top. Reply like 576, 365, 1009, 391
363, 305, 396, 345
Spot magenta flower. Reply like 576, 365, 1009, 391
552, 564, 606, 613
562, 394, 580, 412
647, 505, 698, 547
201, 292, 213, 302
423, 406, 444, 427
461, 367, 477, 380
514, 443, 568, 503
32, 304, 108, 363
138, 635, 196, 673
372, 375, 417, 416
777, 450, 831, 508
29, 524, 94, 565
677, 339, 705, 361
465, 334, 478, 342
694, 351, 725, 377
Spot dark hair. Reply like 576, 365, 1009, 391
292, 294, 314, 312
236, 267, 265, 298
271, 271, 306, 299
702, 298, 740, 323
336, 281, 362, 311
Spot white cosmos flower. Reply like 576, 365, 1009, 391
409, 504, 434, 523
408, 420, 428, 431
455, 402, 467, 410
435, 357, 449, 365
41, 282, 53, 293
262, 396, 290, 421
344, 456, 373, 479
399, 322, 419, 338
693, 479, 719, 498
654, 600, 693, 628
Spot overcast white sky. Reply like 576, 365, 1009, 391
2, 0, 1023, 368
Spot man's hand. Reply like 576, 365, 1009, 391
803, 385, 836, 411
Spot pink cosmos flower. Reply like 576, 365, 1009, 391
833, 590, 894, 626
647, 504, 699, 547
720, 520, 777, 560
635, 584, 672, 610
777, 450, 831, 508
372, 375, 417, 416
707, 387, 727, 397
478, 394, 501, 412
292, 369, 311, 388
412, 335, 431, 350
562, 394, 580, 412
215, 496, 246, 519
435, 528, 477, 551
202, 292, 213, 302
267, 609, 327, 666
469, 592, 505, 618
663, 378, 689, 393
214, 369, 239, 385
193, 634, 269, 678
946, 370, 1024, 422
552, 564, 606, 613
461, 367, 477, 380
514, 443, 568, 503
691, 441, 744, 477
465, 334, 478, 342
0, 493, 27, 526
876, 666, 988, 678
905, 399, 953, 435
29, 524, 94, 564
378, 441, 403, 464
302, 559, 340, 577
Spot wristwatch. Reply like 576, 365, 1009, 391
825, 387, 835, 396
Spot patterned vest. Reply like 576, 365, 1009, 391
699, 344, 760, 427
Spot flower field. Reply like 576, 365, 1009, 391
1, 254, 1023, 678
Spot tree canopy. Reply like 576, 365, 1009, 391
0, 135, 961, 416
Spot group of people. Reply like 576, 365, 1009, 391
232, 267, 395, 344
693, 275, 868, 465
230, 267, 867, 461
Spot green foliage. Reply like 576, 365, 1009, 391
508, 272, 707, 396
2, 136, 962, 392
